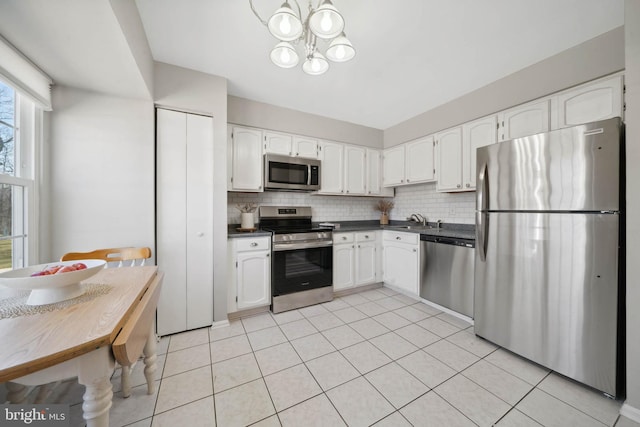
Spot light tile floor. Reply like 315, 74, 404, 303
2, 286, 638, 427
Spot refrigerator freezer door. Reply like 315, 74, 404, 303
476, 117, 621, 212
474, 212, 620, 396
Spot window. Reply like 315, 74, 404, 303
0, 79, 37, 271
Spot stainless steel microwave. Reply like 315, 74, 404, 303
264, 154, 321, 191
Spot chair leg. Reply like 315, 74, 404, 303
121, 365, 132, 398
142, 323, 158, 395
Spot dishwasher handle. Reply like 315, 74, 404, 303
420, 235, 475, 248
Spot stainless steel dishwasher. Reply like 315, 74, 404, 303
420, 235, 475, 317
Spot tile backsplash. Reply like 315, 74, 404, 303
228, 182, 475, 225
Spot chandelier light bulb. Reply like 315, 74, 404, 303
320, 11, 332, 32
326, 33, 355, 62
267, 2, 303, 41
302, 52, 329, 75
270, 42, 299, 68
280, 14, 291, 35
308, 0, 344, 39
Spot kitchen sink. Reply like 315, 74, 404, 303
388, 225, 433, 230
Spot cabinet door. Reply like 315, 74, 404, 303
383, 145, 405, 186
185, 113, 214, 329
436, 127, 463, 192
355, 241, 376, 285
319, 141, 344, 194
462, 116, 497, 190
237, 250, 271, 309
344, 145, 366, 195
498, 99, 550, 142
264, 132, 293, 156
156, 109, 188, 335
232, 127, 264, 191
333, 243, 355, 290
293, 136, 319, 159
405, 136, 435, 184
383, 242, 419, 295
556, 75, 624, 128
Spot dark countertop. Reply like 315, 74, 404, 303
228, 225, 272, 238
228, 221, 475, 240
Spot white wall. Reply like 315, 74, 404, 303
49, 85, 155, 259
384, 27, 625, 147
154, 61, 229, 322
623, 0, 640, 420
392, 184, 475, 224
228, 96, 383, 148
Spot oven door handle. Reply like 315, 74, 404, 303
273, 241, 333, 251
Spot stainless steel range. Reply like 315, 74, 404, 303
259, 206, 333, 313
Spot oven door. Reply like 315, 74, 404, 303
272, 244, 333, 296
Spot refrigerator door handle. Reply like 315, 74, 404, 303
476, 163, 488, 262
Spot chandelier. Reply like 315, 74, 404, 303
249, 0, 356, 75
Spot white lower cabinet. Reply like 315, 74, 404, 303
382, 231, 419, 295
228, 237, 271, 312
333, 232, 378, 291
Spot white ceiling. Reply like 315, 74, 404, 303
0, 1, 625, 130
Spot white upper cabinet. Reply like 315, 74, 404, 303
405, 136, 435, 184
554, 74, 624, 129
435, 127, 463, 192
344, 145, 366, 195
383, 137, 435, 188
366, 149, 394, 196
462, 115, 497, 190
318, 140, 344, 194
498, 99, 550, 142
264, 132, 318, 158
293, 136, 319, 159
264, 131, 293, 156
230, 126, 264, 192
382, 145, 405, 186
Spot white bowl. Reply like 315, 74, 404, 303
0, 260, 107, 305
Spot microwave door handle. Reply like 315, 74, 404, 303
307, 164, 311, 186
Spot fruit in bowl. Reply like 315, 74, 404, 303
0, 259, 106, 305
30, 263, 87, 276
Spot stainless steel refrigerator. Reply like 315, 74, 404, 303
474, 117, 624, 397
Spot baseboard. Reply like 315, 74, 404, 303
333, 282, 383, 298
620, 403, 640, 423
227, 305, 270, 321
210, 319, 230, 330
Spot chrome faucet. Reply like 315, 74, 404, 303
435, 219, 443, 229
408, 213, 427, 226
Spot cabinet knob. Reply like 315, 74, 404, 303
396, 236, 401, 240
413, 249, 417, 252
266, 253, 270, 257
466, 183, 470, 188
401, 179, 404, 183
457, 184, 461, 188
368, 191, 371, 194
358, 245, 360, 248
352, 245, 355, 248
250, 242, 258, 247
259, 185, 262, 190
407, 179, 410, 183
296, 152, 299, 156
364, 235, 369, 239
342, 236, 347, 240
197, 232, 204, 237
346, 190, 349, 193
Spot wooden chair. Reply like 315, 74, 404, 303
61, 247, 152, 267
60, 246, 154, 398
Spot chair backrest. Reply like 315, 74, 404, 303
60, 247, 152, 267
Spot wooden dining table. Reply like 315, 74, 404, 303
0, 266, 161, 427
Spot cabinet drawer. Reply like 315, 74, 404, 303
333, 233, 354, 244
356, 232, 377, 243
236, 237, 270, 252
383, 231, 419, 245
